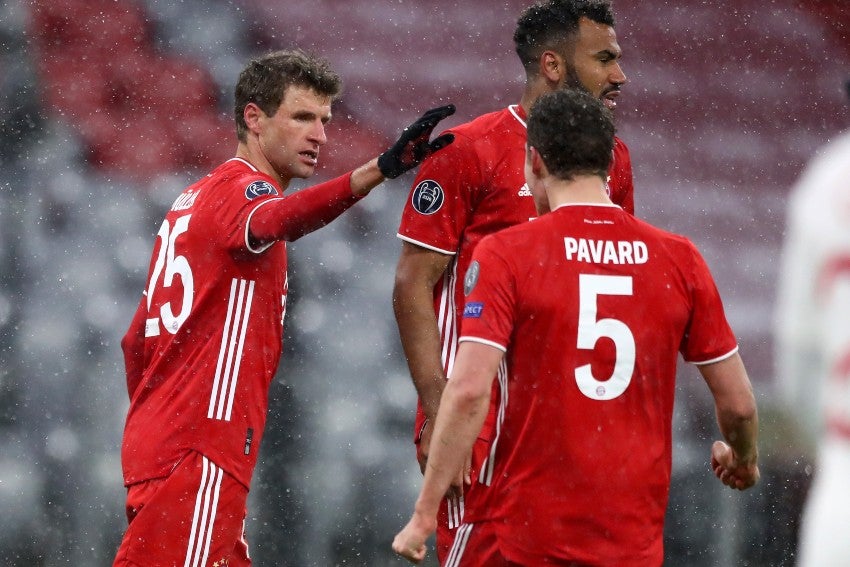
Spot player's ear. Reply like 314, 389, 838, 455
243, 102, 264, 134
540, 51, 564, 84
529, 146, 546, 178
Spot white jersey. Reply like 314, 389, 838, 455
775, 129, 850, 566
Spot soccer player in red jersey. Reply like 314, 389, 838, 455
393, 89, 760, 565
113, 49, 454, 567
392, 1, 633, 561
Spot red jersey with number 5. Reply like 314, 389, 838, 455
121, 158, 288, 489
459, 203, 738, 565
397, 104, 634, 440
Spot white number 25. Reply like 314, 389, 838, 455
145, 215, 195, 336
575, 274, 635, 400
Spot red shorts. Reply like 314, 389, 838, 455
444, 521, 521, 567
428, 436, 492, 565
113, 451, 251, 567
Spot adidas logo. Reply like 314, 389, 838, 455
517, 184, 532, 197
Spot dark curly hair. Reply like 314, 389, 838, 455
514, 0, 615, 76
526, 89, 614, 180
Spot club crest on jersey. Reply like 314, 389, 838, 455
463, 301, 484, 318
411, 180, 444, 215
464, 260, 480, 296
245, 180, 278, 200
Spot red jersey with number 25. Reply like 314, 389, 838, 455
397, 104, 634, 436
459, 203, 738, 566
122, 158, 289, 489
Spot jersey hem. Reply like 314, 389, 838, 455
458, 336, 507, 352
397, 234, 456, 256
687, 345, 739, 366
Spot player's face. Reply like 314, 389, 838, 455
257, 85, 332, 182
563, 17, 626, 110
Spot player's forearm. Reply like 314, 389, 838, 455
716, 398, 759, 464
393, 284, 447, 419
248, 172, 363, 243
703, 354, 759, 464
415, 378, 489, 515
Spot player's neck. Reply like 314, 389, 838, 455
546, 175, 612, 208
235, 142, 291, 191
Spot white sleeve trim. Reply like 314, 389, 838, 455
245, 197, 285, 254
397, 234, 456, 256
458, 336, 507, 352
687, 345, 739, 366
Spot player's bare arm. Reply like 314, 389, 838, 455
393, 242, 453, 470
699, 352, 760, 490
393, 341, 502, 564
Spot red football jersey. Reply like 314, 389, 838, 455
122, 158, 290, 489
397, 103, 634, 439
459, 203, 738, 565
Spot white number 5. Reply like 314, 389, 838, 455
145, 215, 195, 336
575, 274, 635, 400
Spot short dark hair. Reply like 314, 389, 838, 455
234, 49, 342, 142
526, 89, 614, 180
514, 0, 615, 74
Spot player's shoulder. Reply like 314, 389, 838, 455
628, 214, 700, 257
448, 106, 525, 142
201, 158, 282, 201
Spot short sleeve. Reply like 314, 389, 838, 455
397, 132, 483, 254
680, 244, 738, 364
199, 174, 283, 254
458, 234, 517, 350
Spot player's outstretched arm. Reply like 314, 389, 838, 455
699, 352, 760, 490
249, 106, 456, 245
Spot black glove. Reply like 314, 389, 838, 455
377, 104, 456, 179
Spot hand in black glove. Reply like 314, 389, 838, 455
377, 104, 456, 179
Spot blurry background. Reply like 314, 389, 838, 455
0, 0, 847, 565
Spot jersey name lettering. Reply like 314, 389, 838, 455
171, 189, 200, 212
564, 237, 648, 265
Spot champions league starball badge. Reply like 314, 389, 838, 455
245, 180, 279, 200
411, 180, 444, 215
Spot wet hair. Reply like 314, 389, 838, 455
514, 0, 616, 75
234, 49, 342, 142
526, 89, 614, 180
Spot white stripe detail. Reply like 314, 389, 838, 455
507, 104, 527, 129
445, 523, 474, 567
225, 280, 254, 421
441, 260, 460, 378
208, 278, 255, 421
184, 457, 223, 567
688, 345, 739, 366
458, 335, 508, 352
446, 493, 465, 529
479, 359, 508, 486
396, 234, 457, 256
